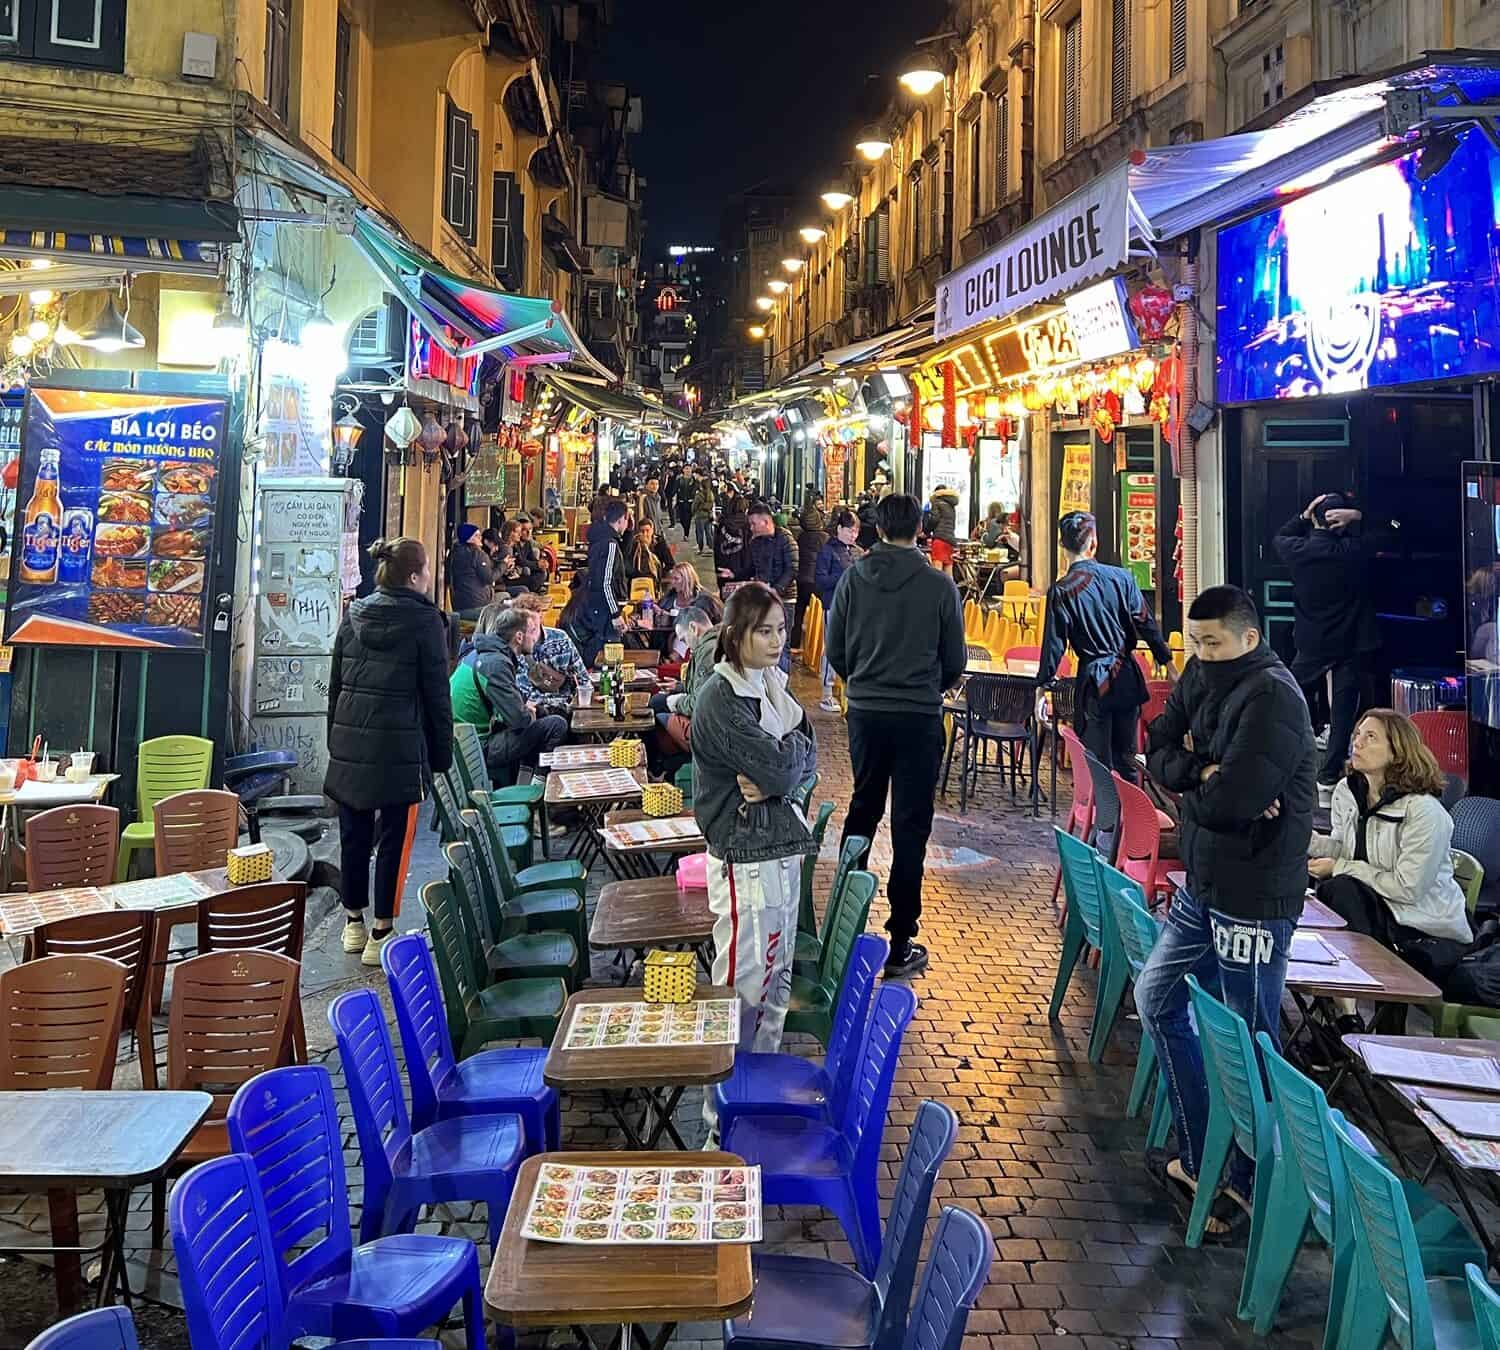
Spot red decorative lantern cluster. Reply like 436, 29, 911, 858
1130, 284, 1176, 342
519, 437, 542, 483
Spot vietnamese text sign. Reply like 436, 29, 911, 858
936, 164, 1130, 341
1065, 277, 1139, 361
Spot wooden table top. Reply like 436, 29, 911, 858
571, 706, 655, 736
1285, 930, 1440, 1002
0, 1090, 211, 1188
0, 866, 255, 937
485, 1150, 753, 1328
1298, 892, 1348, 930
602, 808, 706, 854
593, 649, 662, 669
543, 766, 647, 807
545, 986, 737, 1091
590, 876, 713, 951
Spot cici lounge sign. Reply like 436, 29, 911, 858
935, 164, 1130, 341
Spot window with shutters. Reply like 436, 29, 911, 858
491, 172, 526, 290
332, 11, 352, 165
1261, 42, 1285, 109
862, 207, 891, 287
1110, 0, 1131, 123
991, 90, 1010, 206
1062, 16, 1082, 153
1169, 0, 1187, 78
910, 167, 924, 263
0, 0, 127, 69
265, 0, 291, 121
926, 156, 940, 259
443, 100, 478, 245
967, 117, 982, 227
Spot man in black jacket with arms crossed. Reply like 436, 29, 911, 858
1135, 585, 1315, 1237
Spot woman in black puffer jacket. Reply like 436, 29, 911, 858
325, 536, 453, 965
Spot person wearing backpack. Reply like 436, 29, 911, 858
692, 473, 717, 552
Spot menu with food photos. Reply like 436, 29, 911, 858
551, 767, 643, 801
540, 744, 635, 769
5, 387, 223, 649
562, 998, 738, 1050
521, 1162, 762, 1244
601, 816, 704, 848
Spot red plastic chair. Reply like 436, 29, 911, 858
1139, 679, 1173, 752
1411, 709, 1468, 780
1050, 725, 1095, 911
1114, 772, 1175, 906
1004, 644, 1041, 671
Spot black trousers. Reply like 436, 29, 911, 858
1318, 872, 1469, 987
486, 715, 569, 787
1076, 681, 1142, 784
1302, 657, 1362, 785
339, 802, 412, 923
842, 708, 946, 948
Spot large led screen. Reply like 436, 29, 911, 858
1216, 126, 1500, 404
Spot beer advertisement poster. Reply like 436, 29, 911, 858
3, 387, 226, 649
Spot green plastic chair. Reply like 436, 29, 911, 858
784, 868, 877, 1049
432, 768, 531, 870
791, 803, 840, 972
463, 809, 586, 959
1047, 828, 1110, 1025
420, 879, 564, 1055
1095, 861, 1170, 1150
445, 840, 582, 991
673, 763, 694, 807
1253, 1037, 1481, 1343
1331, 1112, 1483, 1350
1468, 1265, 1500, 1350
1183, 976, 1275, 1261
789, 773, 819, 812
1454, 849, 1484, 917
452, 721, 550, 857
115, 734, 214, 882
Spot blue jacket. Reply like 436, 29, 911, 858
814, 537, 854, 612
584, 517, 628, 629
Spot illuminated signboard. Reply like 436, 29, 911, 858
406, 319, 481, 400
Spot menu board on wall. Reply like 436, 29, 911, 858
4, 388, 225, 649
257, 339, 331, 478
465, 441, 505, 506
1121, 471, 1157, 590
1057, 439, 1092, 572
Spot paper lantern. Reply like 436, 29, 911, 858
1130, 284, 1175, 341
384, 406, 421, 449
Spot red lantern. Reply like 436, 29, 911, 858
1130, 284, 1175, 341
942, 362, 956, 447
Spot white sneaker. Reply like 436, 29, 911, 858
341, 917, 367, 953
361, 927, 394, 967
818, 697, 841, 713
1317, 782, 1335, 809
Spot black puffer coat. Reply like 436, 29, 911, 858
324, 587, 453, 811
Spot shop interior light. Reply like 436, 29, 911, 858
748, 324, 767, 339
855, 128, 892, 160
73, 296, 145, 353
898, 64, 945, 96
821, 190, 854, 211
8, 333, 33, 359
26, 258, 50, 270
25, 319, 48, 342
27, 289, 54, 306
798, 226, 826, 244
766, 279, 789, 295
781, 257, 805, 273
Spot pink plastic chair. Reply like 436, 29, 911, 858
1139, 679, 1173, 752
1050, 725, 1095, 910
1114, 772, 1175, 906
1411, 709, 1468, 780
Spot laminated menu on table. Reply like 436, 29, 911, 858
552, 768, 643, 800
521, 1162, 762, 1245
562, 998, 739, 1050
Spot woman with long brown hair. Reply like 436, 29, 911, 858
1308, 707, 1471, 1022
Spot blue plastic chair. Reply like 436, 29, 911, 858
724, 1100, 957, 1350
1095, 861, 1170, 1148
723, 983, 918, 1278
1469, 1265, 1500, 1350
1331, 1113, 1481, 1350
899, 1206, 994, 1350
714, 933, 888, 1135
24, 1309, 138, 1350
1047, 828, 1110, 1029
1253, 1037, 1482, 1343
327, 992, 525, 1252
381, 933, 559, 1151
220, 1064, 486, 1350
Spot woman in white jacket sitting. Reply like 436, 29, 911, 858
1308, 707, 1471, 1028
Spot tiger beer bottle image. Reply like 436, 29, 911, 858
19, 448, 62, 584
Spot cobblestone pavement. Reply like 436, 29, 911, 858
0, 533, 1385, 1348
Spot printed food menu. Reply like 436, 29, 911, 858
522, 1162, 762, 1244
563, 999, 739, 1050
5, 388, 225, 649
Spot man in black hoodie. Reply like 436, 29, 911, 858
1138, 585, 1315, 1236
827, 493, 965, 978
580, 499, 630, 665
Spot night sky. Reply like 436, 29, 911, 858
604, 0, 945, 247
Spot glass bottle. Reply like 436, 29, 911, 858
19, 448, 62, 585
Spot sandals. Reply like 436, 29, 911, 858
1145, 1149, 1247, 1243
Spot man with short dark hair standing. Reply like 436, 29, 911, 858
1138, 584, 1315, 1238
827, 492, 965, 979
581, 499, 630, 665
746, 501, 798, 673
1038, 510, 1174, 782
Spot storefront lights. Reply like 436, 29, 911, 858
8, 333, 33, 359
821, 190, 854, 211
855, 128, 892, 160
73, 296, 145, 353
25, 319, 48, 342
26, 259, 50, 270
748, 324, 766, 340
781, 258, 805, 273
27, 290, 54, 306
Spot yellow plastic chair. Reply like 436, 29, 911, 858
629, 577, 657, 602
547, 583, 571, 607
982, 608, 1005, 657
1169, 630, 1186, 673
963, 602, 981, 642
115, 735, 216, 882
803, 597, 824, 674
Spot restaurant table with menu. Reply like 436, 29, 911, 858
571, 705, 655, 741
544, 767, 646, 874
544, 987, 738, 1150
601, 809, 707, 878
485, 1150, 754, 1349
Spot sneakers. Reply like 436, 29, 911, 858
361, 926, 395, 967
818, 696, 841, 714
341, 917, 367, 953
884, 941, 930, 979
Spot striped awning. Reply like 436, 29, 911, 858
0, 228, 222, 274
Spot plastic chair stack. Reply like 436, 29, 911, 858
463, 806, 587, 956
115, 734, 214, 883
793, 801, 837, 963
1048, 830, 1111, 1040
1113, 772, 1174, 905
784, 868, 878, 1048
794, 831, 867, 977
445, 839, 582, 990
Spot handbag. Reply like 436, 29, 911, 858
526, 658, 568, 694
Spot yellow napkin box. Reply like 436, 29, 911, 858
603, 642, 625, 666
608, 737, 642, 768
643, 949, 697, 1004
227, 843, 273, 885
642, 781, 683, 817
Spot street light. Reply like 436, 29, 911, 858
748, 324, 766, 340
781, 257, 805, 273
821, 189, 854, 211
855, 126, 892, 160
766, 279, 789, 295
798, 226, 826, 244
898, 62, 945, 96
754, 296, 774, 311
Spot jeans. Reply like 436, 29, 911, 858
1076, 680, 1142, 783
339, 803, 413, 923
1305, 658, 1361, 784
1134, 887, 1295, 1192
695, 517, 712, 551
486, 714, 568, 786
843, 709, 946, 948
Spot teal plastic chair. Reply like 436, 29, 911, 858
1331, 1113, 1483, 1350
794, 800, 837, 952
451, 722, 551, 860
1095, 861, 1170, 1150
1183, 976, 1275, 1264
794, 829, 866, 978
789, 773, 818, 812
1253, 1037, 1482, 1343
432, 768, 531, 871
1047, 829, 1109, 1029
1468, 1265, 1500, 1350
673, 763, 694, 807
784, 869, 878, 1049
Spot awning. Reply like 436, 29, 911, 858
542, 371, 687, 424
351, 211, 611, 377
